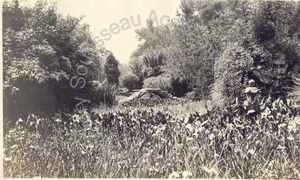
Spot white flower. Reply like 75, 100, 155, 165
197, 126, 205, 134
193, 132, 199, 138
169, 172, 180, 178
208, 133, 215, 140
81, 150, 86, 155
3, 157, 12, 161
287, 136, 294, 141
295, 116, 300, 124
202, 166, 217, 175
11, 144, 18, 149
277, 112, 282, 117
204, 129, 210, 135
72, 114, 80, 123
186, 124, 193, 132
255, 140, 262, 146
87, 144, 94, 149
184, 115, 190, 124
278, 145, 285, 150
248, 149, 255, 155
186, 137, 194, 142
182, 171, 192, 178
278, 123, 286, 128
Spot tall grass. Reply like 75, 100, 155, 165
92, 80, 118, 107
4, 98, 300, 178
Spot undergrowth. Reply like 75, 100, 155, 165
3, 99, 300, 178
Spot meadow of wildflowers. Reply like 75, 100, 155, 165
3, 99, 300, 178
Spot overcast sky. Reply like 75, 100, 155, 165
19, 0, 181, 64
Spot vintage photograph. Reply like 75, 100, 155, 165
2, 0, 300, 178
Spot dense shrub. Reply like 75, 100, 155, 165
129, 57, 144, 88
170, 76, 192, 97
143, 75, 172, 93
212, 43, 253, 108
121, 74, 139, 91
212, 1, 300, 108
3, 1, 103, 123
140, 53, 165, 78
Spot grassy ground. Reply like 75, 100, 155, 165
93, 99, 210, 116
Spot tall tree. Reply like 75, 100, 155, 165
211, 0, 300, 107
130, 20, 167, 81
3, 0, 102, 122
104, 53, 120, 85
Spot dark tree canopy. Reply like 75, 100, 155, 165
3, 0, 103, 121
121, 74, 139, 92
128, 0, 300, 105
104, 53, 121, 85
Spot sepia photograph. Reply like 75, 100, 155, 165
1, 0, 300, 178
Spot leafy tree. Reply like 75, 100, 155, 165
129, 57, 144, 88
130, 20, 168, 82
3, 0, 25, 31
118, 63, 131, 79
131, 0, 300, 105
209, 0, 257, 106
210, 0, 300, 107
3, 0, 102, 122
104, 53, 120, 85
131, 20, 168, 58
251, 1, 300, 99
121, 74, 139, 92
141, 52, 165, 78
161, 1, 216, 100
131, 9, 216, 99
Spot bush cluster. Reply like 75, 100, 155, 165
3, 1, 104, 122
170, 77, 192, 97
121, 74, 139, 91
143, 75, 172, 93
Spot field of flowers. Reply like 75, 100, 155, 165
3, 99, 300, 178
